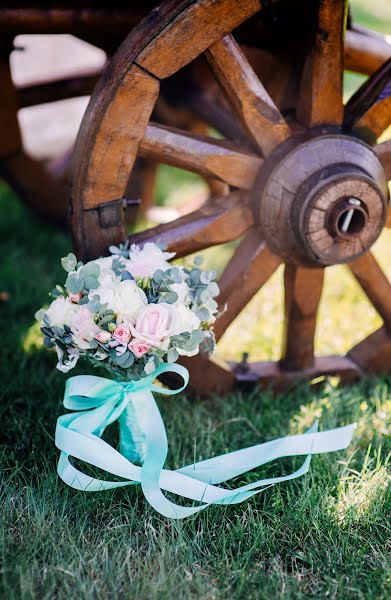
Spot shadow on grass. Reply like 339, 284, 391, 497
1, 185, 390, 599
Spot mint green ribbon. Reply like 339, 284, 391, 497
55, 364, 357, 519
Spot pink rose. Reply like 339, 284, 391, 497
68, 292, 82, 303
71, 307, 100, 350
128, 339, 150, 358
113, 325, 131, 344
129, 303, 172, 349
95, 330, 111, 343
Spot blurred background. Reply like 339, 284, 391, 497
1, 0, 391, 365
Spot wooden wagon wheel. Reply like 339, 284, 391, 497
70, 0, 391, 394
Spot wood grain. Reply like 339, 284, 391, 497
348, 326, 391, 374
345, 29, 391, 76
375, 139, 391, 180
297, 0, 348, 126
344, 57, 391, 142
352, 98, 391, 144
280, 265, 324, 370
129, 191, 254, 257
206, 34, 291, 156
214, 230, 281, 341
136, 0, 261, 79
74, 64, 159, 211
140, 123, 262, 189
243, 356, 359, 391
179, 355, 235, 395
348, 252, 391, 331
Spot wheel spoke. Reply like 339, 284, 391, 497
297, 0, 348, 126
280, 265, 324, 371
348, 327, 391, 374
139, 123, 263, 190
214, 230, 281, 341
344, 57, 391, 142
206, 34, 291, 156
348, 252, 391, 331
129, 191, 254, 257
136, 0, 262, 79
375, 139, 391, 180
179, 355, 235, 395
345, 29, 391, 76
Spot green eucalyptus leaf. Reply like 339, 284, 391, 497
190, 329, 204, 344
87, 299, 100, 313
196, 307, 210, 322
83, 276, 99, 291
121, 352, 135, 369
164, 291, 178, 304
65, 273, 84, 294
153, 269, 163, 284
207, 281, 220, 297
199, 289, 210, 303
80, 263, 100, 278
61, 253, 77, 273
200, 271, 211, 285
115, 350, 131, 366
167, 347, 179, 363
194, 255, 203, 266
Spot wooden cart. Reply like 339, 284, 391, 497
4, 1, 391, 393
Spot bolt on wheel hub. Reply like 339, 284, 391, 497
257, 133, 389, 266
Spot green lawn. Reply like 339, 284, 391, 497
1, 0, 391, 595
0, 180, 390, 599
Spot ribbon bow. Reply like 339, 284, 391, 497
55, 364, 356, 519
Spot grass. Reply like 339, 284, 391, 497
0, 182, 391, 600
1, 1, 391, 594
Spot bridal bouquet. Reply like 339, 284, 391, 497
35, 242, 218, 378
37, 242, 356, 519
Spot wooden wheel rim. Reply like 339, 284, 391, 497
70, 0, 391, 393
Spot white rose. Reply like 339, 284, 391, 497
93, 279, 148, 324
169, 305, 201, 357
45, 296, 79, 328
79, 256, 118, 287
71, 307, 101, 350
124, 243, 176, 279
169, 304, 201, 336
171, 280, 190, 306
95, 257, 118, 286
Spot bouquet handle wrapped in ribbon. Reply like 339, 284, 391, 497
37, 243, 356, 519
55, 363, 356, 519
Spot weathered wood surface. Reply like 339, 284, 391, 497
67, 0, 391, 390
214, 230, 281, 342
345, 29, 391, 76
140, 123, 262, 189
129, 191, 254, 257
206, 34, 291, 156
348, 327, 391, 374
348, 252, 391, 332
297, 0, 348, 126
243, 356, 360, 391
375, 139, 391, 180
136, 0, 261, 79
15, 71, 101, 109
75, 64, 159, 211
344, 57, 391, 141
281, 265, 324, 370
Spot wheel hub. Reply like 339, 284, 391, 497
256, 133, 389, 266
